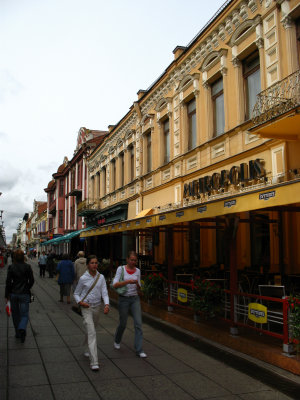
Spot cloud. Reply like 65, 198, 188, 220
0, 70, 23, 103
0, 164, 20, 191
37, 161, 59, 172
0, 131, 7, 139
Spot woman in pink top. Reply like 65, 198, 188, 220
113, 250, 147, 358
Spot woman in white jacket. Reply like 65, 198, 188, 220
74, 255, 109, 371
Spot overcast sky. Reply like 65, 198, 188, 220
0, 0, 226, 242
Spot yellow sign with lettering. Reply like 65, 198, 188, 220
178, 288, 188, 303
248, 303, 267, 324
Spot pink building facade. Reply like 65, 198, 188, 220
43, 127, 107, 256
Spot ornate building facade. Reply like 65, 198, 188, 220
81, 0, 300, 275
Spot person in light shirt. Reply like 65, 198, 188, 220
113, 250, 147, 358
74, 255, 109, 371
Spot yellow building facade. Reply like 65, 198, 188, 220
79, 1, 299, 288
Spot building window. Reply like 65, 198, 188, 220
102, 167, 106, 196
212, 78, 225, 137
77, 163, 81, 186
146, 132, 152, 173
71, 169, 75, 191
70, 205, 75, 226
111, 159, 116, 192
163, 119, 170, 163
243, 51, 261, 120
59, 179, 64, 197
187, 98, 197, 150
129, 145, 135, 182
120, 152, 125, 187
49, 218, 53, 230
59, 210, 63, 228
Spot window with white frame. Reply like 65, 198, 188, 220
212, 78, 225, 137
187, 98, 197, 150
120, 152, 125, 187
146, 132, 152, 173
243, 51, 261, 120
163, 118, 170, 164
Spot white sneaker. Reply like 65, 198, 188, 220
138, 352, 147, 358
90, 364, 99, 371
114, 342, 120, 349
84, 352, 90, 358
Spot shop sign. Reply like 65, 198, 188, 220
135, 221, 140, 226
159, 215, 166, 221
224, 200, 236, 208
259, 191, 275, 201
146, 218, 152, 223
97, 217, 106, 225
176, 211, 184, 218
197, 206, 207, 213
184, 159, 266, 199
248, 302, 267, 324
177, 288, 188, 303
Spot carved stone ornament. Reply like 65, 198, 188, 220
218, 24, 226, 41
282, 15, 293, 30
232, 57, 241, 68
221, 66, 228, 76
240, 2, 249, 20
255, 37, 264, 49
248, 0, 257, 13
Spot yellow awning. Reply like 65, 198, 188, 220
80, 180, 300, 237
134, 208, 154, 219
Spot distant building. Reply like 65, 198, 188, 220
43, 127, 108, 257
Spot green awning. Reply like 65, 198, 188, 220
43, 227, 91, 245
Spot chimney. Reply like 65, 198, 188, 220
137, 89, 147, 100
173, 46, 186, 60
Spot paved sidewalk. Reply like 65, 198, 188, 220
0, 260, 299, 400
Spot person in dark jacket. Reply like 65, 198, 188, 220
46, 252, 56, 278
56, 254, 75, 304
5, 249, 34, 343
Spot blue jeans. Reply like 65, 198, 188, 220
10, 293, 30, 333
115, 295, 143, 354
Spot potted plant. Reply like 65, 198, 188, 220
142, 272, 165, 303
288, 295, 300, 353
191, 278, 222, 320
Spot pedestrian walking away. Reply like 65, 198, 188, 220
56, 254, 75, 303
73, 251, 87, 289
38, 251, 47, 277
74, 255, 109, 371
113, 250, 147, 358
4, 249, 34, 343
46, 252, 55, 278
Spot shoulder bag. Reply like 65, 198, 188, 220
110, 266, 127, 296
72, 273, 101, 316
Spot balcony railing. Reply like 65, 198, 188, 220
252, 69, 300, 126
77, 200, 101, 216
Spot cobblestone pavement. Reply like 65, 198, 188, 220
1, 259, 299, 400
